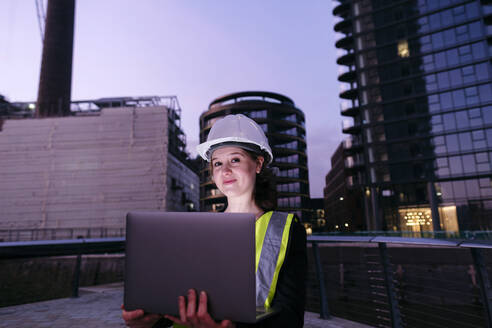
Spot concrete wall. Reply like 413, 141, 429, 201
0, 254, 124, 307
0, 107, 168, 234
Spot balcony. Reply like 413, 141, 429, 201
344, 155, 364, 170
340, 105, 359, 117
339, 88, 358, 100
335, 35, 354, 50
337, 52, 355, 66
338, 70, 356, 83
342, 119, 362, 134
334, 19, 352, 34
346, 171, 365, 187
332, 2, 350, 18
343, 137, 363, 153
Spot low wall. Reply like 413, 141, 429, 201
0, 254, 124, 307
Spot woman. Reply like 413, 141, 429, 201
123, 114, 307, 328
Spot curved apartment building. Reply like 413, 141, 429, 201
199, 91, 310, 220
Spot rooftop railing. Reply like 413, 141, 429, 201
2, 235, 492, 327
307, 235, 492, 328
0, 227, 125, 243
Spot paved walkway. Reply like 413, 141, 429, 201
0, 283, 372, 328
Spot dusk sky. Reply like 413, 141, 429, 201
0, 0, 344, 198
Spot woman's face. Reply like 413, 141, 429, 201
211, 146, 264, 199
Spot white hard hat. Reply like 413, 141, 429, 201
196, 114, 273, 164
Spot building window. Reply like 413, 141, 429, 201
276, 154, 299, 164
281, 127, 297, 136
277, 182, 300, 193
278, 168, 300, 178
283, 113, 297, 123
277, 140, 298, 150
212, 203, 225, 212
250, 110, 267, 119
397, 40, 410, 58
277, 196, 301, 208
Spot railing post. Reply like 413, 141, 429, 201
71, 239, 83, 298
471, 248, 492, 328
378, 242, 402, 328
312, 242, 330, 319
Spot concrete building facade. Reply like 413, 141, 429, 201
0, 96, 198, 241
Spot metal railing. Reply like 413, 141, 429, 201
307, 235, 492, 328
314, 230, 492, 240
3, 235, 492, 327
0, 227, 126, 242
3, 96, 182, 119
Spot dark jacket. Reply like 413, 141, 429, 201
237, 215, 307, 328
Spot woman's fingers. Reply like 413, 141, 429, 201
196, 291, 214, 324
220, 320, 235, 328
167, 290, 235, 328
121, 308, 161, 328
186, 289, 199, 326
196, 291, 208, 317
196, 291, 214, 323
164, 314, 181, 323
178, 295, 187, 323
122, 308, 144, 321
186, 289, 197, 317
141, 314, 161, 323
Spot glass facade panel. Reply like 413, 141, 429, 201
458, 132, 472, 151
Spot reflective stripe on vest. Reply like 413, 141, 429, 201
255, 211, 294, 309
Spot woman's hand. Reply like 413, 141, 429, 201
164, 289, 235, 328
121, 305, 162, 328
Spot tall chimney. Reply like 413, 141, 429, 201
36, 0, 75, 117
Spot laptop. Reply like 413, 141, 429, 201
124, 211, 278, 323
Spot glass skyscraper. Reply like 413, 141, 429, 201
333, 0, 492, 233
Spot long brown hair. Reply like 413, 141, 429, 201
249, 151, 277, 211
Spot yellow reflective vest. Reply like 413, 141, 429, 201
173, 211, 294, 327
255, 211, 294, 309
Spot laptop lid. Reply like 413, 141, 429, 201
124, 211, 258, 323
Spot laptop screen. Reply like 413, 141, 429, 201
124, 211, 257, 323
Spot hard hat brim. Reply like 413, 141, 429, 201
197, 137, 273, 164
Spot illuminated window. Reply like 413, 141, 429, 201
398, 206, 458, 234
398, 40, 410, 58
